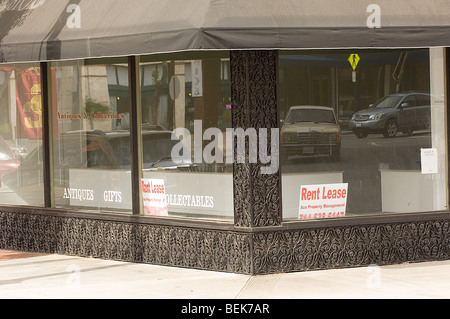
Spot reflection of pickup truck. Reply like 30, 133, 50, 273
281, 106, 341, 161
348, 93, 431, 138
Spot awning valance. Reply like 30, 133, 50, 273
1, 0, 450, 63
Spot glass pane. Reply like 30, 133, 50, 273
0, 65, 44, 206
279, 49, 446, 220
51, 58, 132, 212
139, 52, 233, 220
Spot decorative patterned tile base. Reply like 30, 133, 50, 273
1, 210, 449, 274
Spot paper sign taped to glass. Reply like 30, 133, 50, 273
141, 178, 168, 216
421, 148, 438, 174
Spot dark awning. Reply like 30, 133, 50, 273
1, 0, 450, 63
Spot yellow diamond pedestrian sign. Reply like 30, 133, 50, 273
348, 54, 360, 70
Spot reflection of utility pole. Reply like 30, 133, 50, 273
172, 62, 185, 129
193, 58, 220, 150
151, 62, 168, 126
354, 69, 361, 114
393, 52, 408, 93
7, 72, 13, 140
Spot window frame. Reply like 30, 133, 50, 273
278, 47, 448, 221
13, 48, 446, 225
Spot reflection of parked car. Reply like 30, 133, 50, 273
281, 106, 341, 161
338, 95, 376, 130
2, 127, 194, 202
0, 136, 20, 180
348, 93, 431, 138
7, 142, 28, 160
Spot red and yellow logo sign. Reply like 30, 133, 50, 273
16, 67, 42, 138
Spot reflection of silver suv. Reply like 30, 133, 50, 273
348, 93, 431, 138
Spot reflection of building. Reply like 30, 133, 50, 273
54, 59, 231, 133
56, 64, 113, 132
279, 51, 430, 129
1, 1, 450, 275
131, 59, 230, 132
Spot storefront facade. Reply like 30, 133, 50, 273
0, 0, 450, 274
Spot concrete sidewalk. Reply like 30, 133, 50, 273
0, 250, 449, 299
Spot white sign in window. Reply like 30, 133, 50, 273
141, 178, 168, 216
298, 183, 348, 219
420, 148, 438, 174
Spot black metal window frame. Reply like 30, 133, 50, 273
39, 54, 234, 220
39, 57, 146, 216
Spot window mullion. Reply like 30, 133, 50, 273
40, 62, 54, 208
128, 56, 143, 215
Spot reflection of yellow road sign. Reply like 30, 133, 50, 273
348, 54, 360, 70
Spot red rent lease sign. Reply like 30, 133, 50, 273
142, 178, 168, 216
298, 183, 348, 219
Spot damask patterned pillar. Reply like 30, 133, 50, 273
230, 50, 282, 227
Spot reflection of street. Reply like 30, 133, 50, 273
281, 130, 431, 216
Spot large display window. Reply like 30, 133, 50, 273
139, 52, 233, 220
279, 48, 447, 220
50, 58, 132, 212
0, 54, 233, 219
0, 64, 44, 206
0, 48, 447, 225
